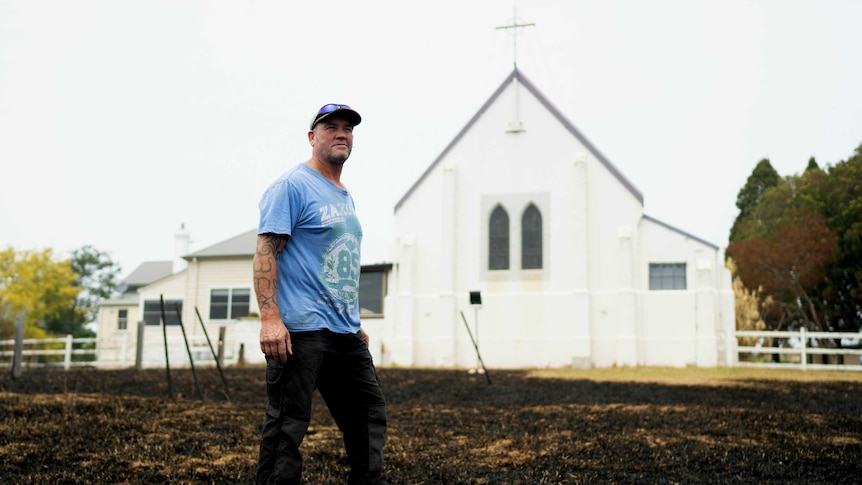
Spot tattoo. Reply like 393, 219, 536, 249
253, 234, 287, 312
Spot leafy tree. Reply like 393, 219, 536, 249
728, 143, 862, 336
727, 171, 840, 328
730, 158, 781, 243
0, 247, 80, 338
42, 246, 121, 337
809, 144, 862, 332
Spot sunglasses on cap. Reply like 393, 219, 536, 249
310, 103, 362, 129
319, 103, 351, 114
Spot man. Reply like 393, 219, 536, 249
254, 103, 387, 485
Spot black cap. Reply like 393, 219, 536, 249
310, 104, 362, 130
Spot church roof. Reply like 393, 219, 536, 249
642, 214, 719, 250
394, 67, 643, 211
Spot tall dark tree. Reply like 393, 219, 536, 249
730, 158, 781, 243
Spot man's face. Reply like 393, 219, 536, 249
310, 116, 354, 165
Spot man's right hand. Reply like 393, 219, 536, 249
260, 318, 292, 363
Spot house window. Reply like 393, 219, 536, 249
489, 205, 510, 270
143, 299, 183, 325
359, 267, 387, 317
521, 203, 542, 269
649, 263, 687, 290
117, 309, 128, 330
210, 288, 251, 320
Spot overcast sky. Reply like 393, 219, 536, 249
2, 0, 861, 278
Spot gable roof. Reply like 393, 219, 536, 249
185, 228, 257, 260
394, 67, 643, 212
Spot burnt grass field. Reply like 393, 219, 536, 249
1, 365, 861, 484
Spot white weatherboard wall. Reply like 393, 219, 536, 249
388, 69, 733, 369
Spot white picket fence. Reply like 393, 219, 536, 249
736, 329, 862, 371
4, 328, 862, 371
0, 334, 133, 370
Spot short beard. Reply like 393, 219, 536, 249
325, 150, 350, 165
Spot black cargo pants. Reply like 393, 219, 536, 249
257, 329, 387, 485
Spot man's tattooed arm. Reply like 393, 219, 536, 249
253, 234, 288, 317
255, 233, 292, 360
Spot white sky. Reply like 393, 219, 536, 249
2, 0, 861, 278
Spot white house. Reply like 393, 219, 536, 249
97, 68, 734, 370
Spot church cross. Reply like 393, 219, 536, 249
496, 8, 535, 132
495, 8, 535, 68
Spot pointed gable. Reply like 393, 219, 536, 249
394, 67, 643, 212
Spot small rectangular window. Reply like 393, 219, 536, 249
210, 289, 229, 319
231, 289, 251, 318
209, 288, 251, 320
143, 300, 183, 325
359, 270, 385, 316
117, 309, 128, 330
649, 263, 687, 290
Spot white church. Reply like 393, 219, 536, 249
97, 68, 735, 370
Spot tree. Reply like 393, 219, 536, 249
42, 246, 121, 336
727, 203, 839, 331
0, 247, 81, 338
809, 144, 862, 332
730, 158, 781, 243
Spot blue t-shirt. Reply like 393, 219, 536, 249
258, 163, 362, 334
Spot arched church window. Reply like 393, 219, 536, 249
489, 205, 510, 270
521, 204, 542, 269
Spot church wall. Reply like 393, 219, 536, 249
637, 217, 728, 367
639, 291, 698, 366
448, 87, 594, 368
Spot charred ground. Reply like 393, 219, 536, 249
1, 366, 860, 484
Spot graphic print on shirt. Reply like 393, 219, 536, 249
318, 202, 361, 306
321, 233, 360, 303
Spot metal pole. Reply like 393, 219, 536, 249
195, 306, 230, 401
474, 306, 480, 373
159, 295, 173, 398
460, 311, 491, 385
175, 303, 203, 400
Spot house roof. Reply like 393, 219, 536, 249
123, 261, 173, 288
394, 67, 644, 211
100, 292, 139, 306
185, 228, 257, 259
